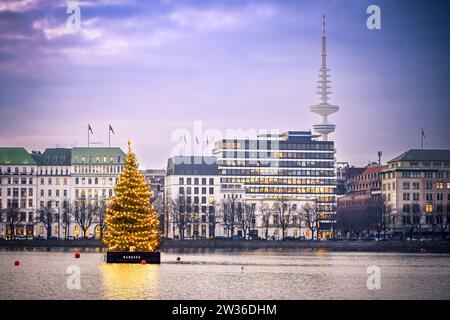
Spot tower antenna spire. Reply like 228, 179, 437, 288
310, 14, 339, 141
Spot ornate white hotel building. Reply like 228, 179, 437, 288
0, 147, 125, 239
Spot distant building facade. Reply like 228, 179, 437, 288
347, 164, 386, 196
0, 148, 37, 238
208, 131, 337, 239
142, 168, 166, 233
164, 156, 221, 239
381, 149, 450, 238
0, 147, 126, 239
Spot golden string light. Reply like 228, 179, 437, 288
103, 143, 161, 252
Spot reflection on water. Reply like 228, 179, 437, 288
0, 250, 449, 300
101, 264, 160, 299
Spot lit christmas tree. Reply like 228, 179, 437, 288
103, 140, 160, 252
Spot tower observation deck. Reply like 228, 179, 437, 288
309, 15, 339, 141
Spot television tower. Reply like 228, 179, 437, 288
310, 15, 339, 141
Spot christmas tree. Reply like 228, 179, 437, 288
103, 140, 160, 252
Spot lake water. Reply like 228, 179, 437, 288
0, 249, 449, 300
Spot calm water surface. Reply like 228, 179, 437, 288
0, 249, 449, 299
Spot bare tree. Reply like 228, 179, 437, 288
168, 197, 188, 240
95, 200, 108, 240
236, 201, 255, 239
221, 197, 241, 238
60, 202, 73, 240
74, 203, 95, 239
273, 198, 293, 240
1, 203, 22, 240
379, 201, 392, 240
436, 211, 450, 240
401, 206, 424, 241
301, 202, 319, 240
37, 201, 55, 239
260, 202, 272, 240
207, 201, 222, 239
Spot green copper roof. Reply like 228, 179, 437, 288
0, 148, 37, 165
71, 147, 126, 165
32, 148, 72, 166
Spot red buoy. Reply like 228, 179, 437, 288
14, 260, 20, 266
75, 252, 80, 259
140, 260, 147, 265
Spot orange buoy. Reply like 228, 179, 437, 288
14, 260, 20, 266
176, 256, 181, 262
140, 260, 147, 265
75, 252, 80, 259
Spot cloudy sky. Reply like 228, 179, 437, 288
0, 0, 449, 169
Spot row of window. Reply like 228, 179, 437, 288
245, 186, 335, 195
221, 168, 335, 177
218, 158, 334, 168
383, 171, 450, 179
0, 188, 33, 197
221, 177, 335, 185
73, 165, 123, 174
403, 192, 450, 201
219, 151, 335, 160
38, 167, 70, 175
0, 177, 34, 185
73, 155, 122, 164
402, 203, 449, 214
1, 176, 119, 186
75, 177, 117, 185
1, 199, 33, 210
0, 167, 35, 175
218, 141, 334, 150
39, 189, 68, 198
179, 187, 214, 195
178, 177, 215, 185
75, 189, 114, 198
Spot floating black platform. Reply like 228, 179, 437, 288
106, 251, 160, 264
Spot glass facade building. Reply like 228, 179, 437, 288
213, 131, 337, 234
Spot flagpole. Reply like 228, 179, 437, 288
421, 128, 424, 150
88, 125, 90, 147
109, 125, 110, 148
